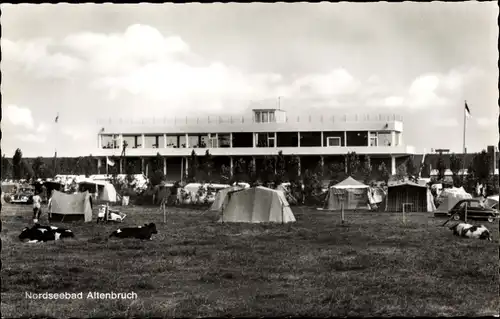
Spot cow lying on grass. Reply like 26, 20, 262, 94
109, 223, 158, 240
449, 222, 492, 241
19, 224, 75, 243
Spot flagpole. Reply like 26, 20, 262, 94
463, 100, 466, 154
54, 113, 59, 176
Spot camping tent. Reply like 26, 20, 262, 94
49, 190, 93, 222
78, 180, 117, 202
325, 177, 370, 210
485, 195, 498, 209
210, 185, 244, 211
386, 181, 436, 212
436, 187, 473, 212
219, 186, 296, 223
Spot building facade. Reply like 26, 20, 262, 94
93, 108, 416, 181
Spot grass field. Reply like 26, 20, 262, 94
1, 203, 499, 317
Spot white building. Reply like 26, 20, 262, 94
94, 108, 416, 181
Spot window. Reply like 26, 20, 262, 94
101, 135, 119, 149
468, 201, 481, 209
199, 135, 209, 148
378, 132, 392, 146
268, 133, 275, 147
269, 112, 275, 122
179, 135, 187, 148
209, 134, 218, 148
166, 135, 178, 148
218, 134, 231, 148
369, 132, 378, 147
188, 135, 199, 148
144, 135, 158, 148
255, 111, 261, 123
262, 112, 269, 123
327, 137, 341, 147
345, 131, 368, 147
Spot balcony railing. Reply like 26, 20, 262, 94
96, 113, 404, 126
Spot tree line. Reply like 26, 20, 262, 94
2, 148, 497, 197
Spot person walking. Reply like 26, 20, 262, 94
32, 191, 43, 223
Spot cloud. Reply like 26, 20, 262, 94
15, 133, 46, 143
2, 38, 82, 79
431, 118, 459, 127
475, 117, 496, 127
5, 105, 34, 129
61, 127, 88, 140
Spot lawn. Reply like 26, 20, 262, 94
1, 203, 499, 317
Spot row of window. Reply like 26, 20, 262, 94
100, 131, 401, 149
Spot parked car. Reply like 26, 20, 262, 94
447, 199, 500, 223
10, 186, 35, 205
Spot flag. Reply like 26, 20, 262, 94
465, 102, 471, 119
55, 113, 59, 123
106, 157, 115, 167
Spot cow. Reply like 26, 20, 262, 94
449, 222, 492, 241
109, 223, 158, 240
19, 224, 75, 243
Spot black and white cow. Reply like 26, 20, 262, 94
449, 222, 492, 241
109, 223, 158, 240
19, 224, 75, 243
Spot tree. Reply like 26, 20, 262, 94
247, 158, 257, 186
287, 155, 302, 200
1, 154, 12, 180
232, 158, 247, 184
149, 153, 165, 186
449, 153, 463, 187
361, 155, 372, 184
395, 163, 407, 182
187, 150, 199, 183
220, 164, 231, 183
13, 149, 23, 180
22, 161, 34, 181
464, 162, 476, 194
302, 169, 323, 205
472, 150, 491, 186
378, 162, 391, 185
274, 151, 287, 187
260, 156, 275, 186
328, 162, 346, 186
345, 152, 361, 177
436, 154, 447, 182
201, 150, 214, 183
31, 157, 52, 179
405, 156, 418, 182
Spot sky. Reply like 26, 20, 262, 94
1, 2, 498, 157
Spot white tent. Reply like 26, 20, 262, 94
219, 186, 296, 223
78, 179, 117, 202
210, 185, 244, 211
436, 187, 473, 212
325, 177, 371, 210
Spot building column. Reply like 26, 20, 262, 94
141, 157, 145, 174
229, 133, 233, 148
253, 133, 256, 147
320, 155, 324, 175
98, 134, 102, 149
185, 156, 189, 179
297, 132, 301, 147
119, 158, 123, 174
391, 155, 396, 175
163, 157, 167, 176
344, 131, 347, 147
97, 158, 102, 174
163, 134, 167, 148
298, 156, 302, 177
391, 132, 396, 146
344, 155, 348, 174
274, 132, 277, 148
185, 133, 189, 148
230, 157, 234, 178
146, 162, 149, 177
367, 131, 371, 147
321, 131, 324, 147
141, 134, 145, 149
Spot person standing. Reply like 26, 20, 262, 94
32, 191, 43, 223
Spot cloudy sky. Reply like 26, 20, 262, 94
2, 3, 498, 157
